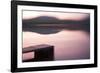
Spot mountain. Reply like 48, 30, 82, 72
22, 16, 79, 25
22, 16, 90, 34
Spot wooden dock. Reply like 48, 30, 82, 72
22, 44, 54, 62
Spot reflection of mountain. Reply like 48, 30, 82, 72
22, 16, 90, 34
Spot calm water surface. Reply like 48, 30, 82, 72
23, 29, 90, 60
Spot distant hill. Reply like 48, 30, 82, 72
22, 16, 90, 34
22, 16, 79, 25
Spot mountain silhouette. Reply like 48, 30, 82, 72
31, 16, 59, 21
23, 16, 58, 24
22, 16, 90, 34
22, 16, 80, 25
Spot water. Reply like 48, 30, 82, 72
22, 28, 90, 61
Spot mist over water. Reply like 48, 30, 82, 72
23, 29, 90, 60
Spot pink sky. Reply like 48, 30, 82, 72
23, 11, 89, 21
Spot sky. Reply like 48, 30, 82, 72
23, 11, 89, 21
